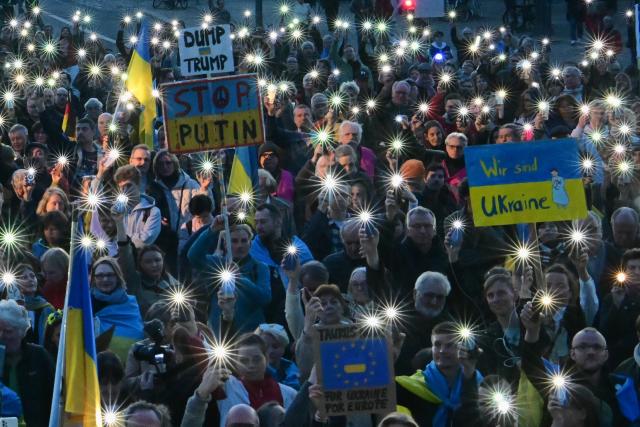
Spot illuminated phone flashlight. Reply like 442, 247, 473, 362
390, 173, 404, 189
518, 59, 532, 72
239, 190, 253, 207
218, 268, 236, 297
605, 93, 622, 109
201, 160, 215, 175
237, 211, 247, 222
103, 407, 121, 426
616, 271, 627, 284
530, 51, 539, 60
492, 391, 512, 416
423, 28, 431, 37
365, 98, 377, 111
312, 15, 321, 24
279, 3, 290, 14
551, 374, 568, 405
381, 64, 391, 73
626, 9, 633, 17
123, 15, 132, 24
378, 52, 389, 63
440, 72, 452, 85
542, 37, 550, 46
56, 155, 69, 168
1, 270, 16, 287
499, 26, 506, 33
551, 67, 561, 79
9, 19, 17, 28
362, 20, 373, 31
448, 10, 457, 19
80, 234, 94, 249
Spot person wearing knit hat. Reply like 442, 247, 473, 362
255, 323, 301, 389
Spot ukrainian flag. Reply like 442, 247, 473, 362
228, 146, 258, 195
126, 20, 155, 148
63, 218, 101, 425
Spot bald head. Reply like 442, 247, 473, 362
570, 327, 608, 372
226, 404, 259, 427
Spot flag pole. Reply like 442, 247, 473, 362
217, 154, 233, 340
48, 203, 82, 427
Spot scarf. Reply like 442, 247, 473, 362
41, 279, 67, 310
241, 375, 283, 409
91, 287, 129, 305
423, 362, 464, 427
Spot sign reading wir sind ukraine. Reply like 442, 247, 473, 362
465, 139, 588, 226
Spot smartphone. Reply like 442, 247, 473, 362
361, 221, 375, 237
283, 252, 297, 271
449, 227, 463, 247
0, 419, 18, 427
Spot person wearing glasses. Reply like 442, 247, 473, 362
91, 256, 144, 363
442, 132, 467, 203
521, 301, 620, 426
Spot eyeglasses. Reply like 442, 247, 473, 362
572, 344, 607, 352
446, 144, 464, 150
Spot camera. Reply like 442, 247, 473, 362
133, 319, 172, 373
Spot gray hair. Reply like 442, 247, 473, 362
611, 206, 640, 224
562, 66, 581, 78
406, 206, 437, 230
84, 98, 103, 110
9, 124, 27, 136
339, 81, 360, 95
11, 169, 26, 191
339, 120, 362, 143
349, 267, 367, 283
0, 299, 30, 335
415, 271, 451, 295
334, 143, 357, 160
445, 132, 468, 147
574, 211, 602, 235
311, 93, 328, 108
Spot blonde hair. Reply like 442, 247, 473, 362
36, 187, 71, 217
92, 256, 127, 289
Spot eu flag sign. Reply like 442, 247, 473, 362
313, 324, 396, 416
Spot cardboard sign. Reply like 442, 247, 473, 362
313, 324, 396, 416
178, 25, 234, 76
465, 139, 588, 226
161, 74, 265, 154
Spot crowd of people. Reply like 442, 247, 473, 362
0, 0, 639, 425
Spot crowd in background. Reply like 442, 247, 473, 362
0, 0, 640, 425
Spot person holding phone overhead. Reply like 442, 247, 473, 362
187, 215, 271, 337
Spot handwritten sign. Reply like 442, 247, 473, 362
313, 324, 396, 416
464, 139, 588, 226
161, 75, 265, 154
178, 25, 234, 76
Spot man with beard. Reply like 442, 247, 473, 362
395, 271, 452, 375
250, 204, 314, 326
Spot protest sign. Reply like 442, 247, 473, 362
464, 139, 588, 227
161, 74, 265, 154
178, 25, 234, 76
313, 324, 395, 416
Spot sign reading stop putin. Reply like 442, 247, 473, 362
161, 75, 265, 154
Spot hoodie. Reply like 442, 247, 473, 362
125, 194, 162, 248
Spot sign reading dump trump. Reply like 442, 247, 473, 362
161, 75, 265, 154
465, 139, 588, 227
313, 324, 395, 416
178, 25, 234, 76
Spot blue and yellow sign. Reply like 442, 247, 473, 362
465, 139, 588, 226
314, 324, 396, 415
161, 74, 265, 154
